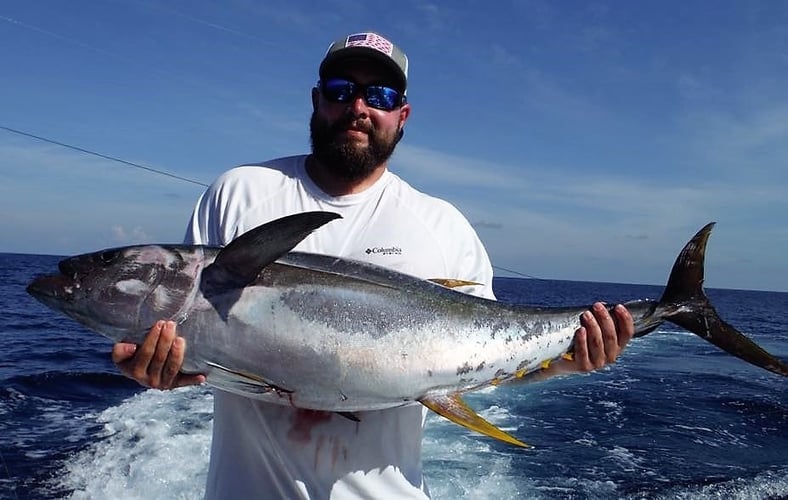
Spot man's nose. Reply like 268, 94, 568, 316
346, 93, 369, 117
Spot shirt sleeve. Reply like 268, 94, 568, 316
183, 170, 244, 246
457, 222, 497, 300
183, 189, 219, 246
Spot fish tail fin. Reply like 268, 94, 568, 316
658, 223, 788, 376
420, 393, 530, 448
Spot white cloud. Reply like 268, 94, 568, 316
111, 226, 150, 245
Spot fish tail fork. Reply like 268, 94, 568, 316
658, 223, 788, 376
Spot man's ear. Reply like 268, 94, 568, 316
311, 87, 319, 111
398, 103, 411, 129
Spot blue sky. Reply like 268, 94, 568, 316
1, 1, 787, 291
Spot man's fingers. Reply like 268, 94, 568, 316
111, 342, 138, 365
173, 373, 207, 389
127, 320, 163, 382
572, 325, 594, 372
581, 308, 606, 369
561, 304, 636, 376
111, 321, 202, 390
146, 321, 177, 388
591, 302, 618, 363
613, 304, 634, 349
115, 321, 176, 389
161, 336, 185, 389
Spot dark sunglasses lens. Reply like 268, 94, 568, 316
322, 79, 357, 102
365, 86, 400, 111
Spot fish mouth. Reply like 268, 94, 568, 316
27, 273, 77, 305
28, 253, 97, 304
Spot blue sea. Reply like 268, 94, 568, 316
1, 252, 786, 499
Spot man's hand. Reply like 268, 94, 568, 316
112, 320, 206, 389
544, 302, 635, 376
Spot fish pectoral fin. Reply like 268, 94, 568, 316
428, 278, 482, 289
337, 411, 361, 422
204, 360, 292, 394
419, 393, 529, 448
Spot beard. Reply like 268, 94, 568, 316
309, 111, 401, 181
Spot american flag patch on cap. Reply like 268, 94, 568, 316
345, 33, 394, 56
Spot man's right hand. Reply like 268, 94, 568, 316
112, 320, 206, 389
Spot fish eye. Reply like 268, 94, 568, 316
100, 250, 120, 264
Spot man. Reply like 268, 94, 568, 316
112, 32, 634, 499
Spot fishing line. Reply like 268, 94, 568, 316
0, 13, 223, 96
137, 0, 286, 47
491, 265, 540, 280
0, 14, 108, 55
0, 125, 209, 187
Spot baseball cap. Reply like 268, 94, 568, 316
319, 32, 409, 93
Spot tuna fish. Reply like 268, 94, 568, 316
27, 212, 787, 447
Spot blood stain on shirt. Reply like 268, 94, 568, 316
288, 409, 333, 443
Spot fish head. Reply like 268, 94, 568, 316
27, 245, 204, 343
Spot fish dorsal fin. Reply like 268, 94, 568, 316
428, 278, 482, 289
203, 211, 341, 291
419, 393, 529, 448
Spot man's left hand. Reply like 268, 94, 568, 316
571, 302, 634, 371
544, 302, 635, 376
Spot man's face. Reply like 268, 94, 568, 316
310, 65, 410, 181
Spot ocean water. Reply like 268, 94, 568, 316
1, 252, 786, 500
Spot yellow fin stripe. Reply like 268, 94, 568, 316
420, 393, 529, 448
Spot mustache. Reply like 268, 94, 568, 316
332, 115, 374, 135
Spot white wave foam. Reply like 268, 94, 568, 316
55, 389, 527, 500
52, 389, 787, 500
57, 386, 212, 500
645, 468, 788, 499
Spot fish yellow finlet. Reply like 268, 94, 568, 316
428, 278, 483, 289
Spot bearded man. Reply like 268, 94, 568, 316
112, 32, 634, 499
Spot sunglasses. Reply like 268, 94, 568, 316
319, 78, 405, 111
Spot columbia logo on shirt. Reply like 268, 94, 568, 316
365, 246, 402, 256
